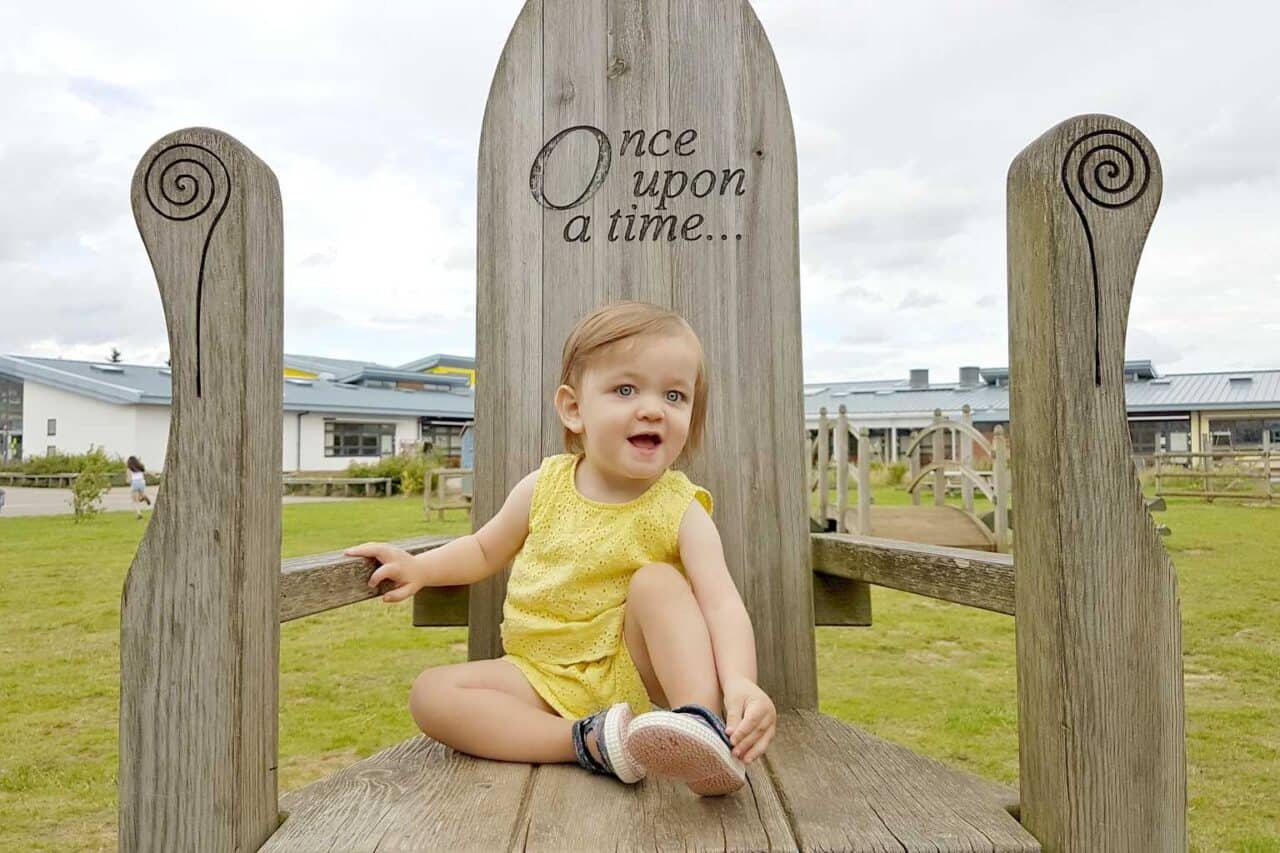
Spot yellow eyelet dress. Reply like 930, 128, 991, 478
500, 453, 713, 719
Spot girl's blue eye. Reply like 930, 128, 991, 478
617, 385, 635, 397
666, 390, 685, 403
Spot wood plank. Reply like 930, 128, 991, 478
280, 534, 457, 622
1008, 114, 1185, 849
516, 760, 795, 851
262, 737, 531, 852
766, 711, 1038, 851
812, 571, 872, 626
122, 127, 282, 851
812, 533, 1015, 615
459, 0, 546, 659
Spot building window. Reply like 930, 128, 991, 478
1129, 419, 1191, 456
324, 422, 395, 457
422, 422, 466, 466
1206, 418, 1279, 450
47, 445, 57, 456
47, 418, 56, 436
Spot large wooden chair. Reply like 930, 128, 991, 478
119, 2, 1185, 850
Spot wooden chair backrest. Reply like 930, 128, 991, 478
467, 0, 815, 710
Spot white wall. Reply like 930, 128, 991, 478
24, 380, 421, 474
23, 383, 158, 464
287, 414, 420, 472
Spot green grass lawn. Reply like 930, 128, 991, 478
1, 491, 1276, 851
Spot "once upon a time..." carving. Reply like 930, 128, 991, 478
528, 126, 749, 244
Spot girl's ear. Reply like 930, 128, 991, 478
554, 384, 584, 436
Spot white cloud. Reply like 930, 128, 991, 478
1, 0, 1277, 384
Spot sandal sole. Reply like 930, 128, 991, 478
626, 712, 745, 796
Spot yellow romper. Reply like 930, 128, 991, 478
501, 453, 713, 719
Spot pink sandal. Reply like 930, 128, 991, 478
624, 704, 746, 796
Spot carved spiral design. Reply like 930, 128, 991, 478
1062, 130, 1150, 210
144, 144, 229, 221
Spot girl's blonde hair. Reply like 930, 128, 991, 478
559, 301, 708, 462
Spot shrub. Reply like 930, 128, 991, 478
69, 447, 113, 522
885, 460, 908, 487
346, 449, 439, 495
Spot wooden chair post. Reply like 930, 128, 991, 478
121, 128, 283, 851
1008, 114, 1185, 850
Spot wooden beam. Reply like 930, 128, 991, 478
280, 535, 458, 623
811, 533, 1014, 615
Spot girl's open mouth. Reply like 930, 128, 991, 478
628, 433, 662, 451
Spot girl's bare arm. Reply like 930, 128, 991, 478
347, 470, 538, 602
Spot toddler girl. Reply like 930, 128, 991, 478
345, 301, 776, 796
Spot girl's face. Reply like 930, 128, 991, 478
557, 331, 700, 483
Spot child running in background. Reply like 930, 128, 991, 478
345, 301, 776, 796
126, 456, 151, 519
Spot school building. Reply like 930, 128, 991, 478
805, 361, 1280, 462
4, 350, 1276, 471
0, 353, 476, 472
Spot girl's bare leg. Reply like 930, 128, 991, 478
410, 658, 602, 765
622, 562, 723, 715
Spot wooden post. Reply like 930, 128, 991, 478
993, 426, 1009, 553
121, 128, 282, 851
909, 432, 922, 506
835, 405, 849, 533
856, 427, 871, 536
961, 404, 975, 514
1265, 432, 1273, 504
1008, 114, 1185, 850
931, 409, 945, 507
817, 407, 829, 529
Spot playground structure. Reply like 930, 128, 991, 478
1153, 437, 1276, 504
810, 403, 1010, 552
118, 3, 1185, 851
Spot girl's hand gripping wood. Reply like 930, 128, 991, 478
346, 542, 428, 603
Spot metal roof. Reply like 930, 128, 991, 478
0, 355, 474, 419
283, 353, 391, 377
397, 353, 476, 373
806, 366, 1280, 421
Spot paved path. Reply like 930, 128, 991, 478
0, 486, 358, 518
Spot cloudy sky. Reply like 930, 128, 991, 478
2, 0, 1277, 383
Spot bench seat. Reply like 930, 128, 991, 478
263, 710, 1037, 852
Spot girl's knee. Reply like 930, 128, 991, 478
408, 666, 453, 732
628, 562, 689, 601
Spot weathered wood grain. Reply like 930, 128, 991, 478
262, 737, 531, 852
280, 534, 456, 622
460, 0, 546, 660
766, 711, 1038, 851
812, 570, 872, 626
1008, 114, 1185, 851
468, 0, 814, 710
813, 533, 1014, 615
121, 128, 282, 851
516, 761, 795, 850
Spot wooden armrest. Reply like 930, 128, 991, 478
811, 533, 1014, 615
280, 534, 457, 622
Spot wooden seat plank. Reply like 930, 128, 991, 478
766, 711, 1038, 852
262, 737, 531, 852
516, 761, 795, 851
